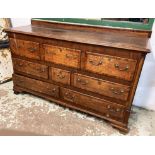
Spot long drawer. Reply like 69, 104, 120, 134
13, 58, 48, 79
61, 87, 125, 121
84, 52, 137, 81
43, 44, 81, 68
13, 74, 59, 98
73, 73, 130, 101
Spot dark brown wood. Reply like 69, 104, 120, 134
61, 87, 125, 121
84, 52, 137, 81
13, 58, 48, 79
9, 38, 18, 54
73, 73, 130, 101
31, 19, 152, 38
14, 74, 59, 98
5, 25, 150, 52
6, 20, 150, 133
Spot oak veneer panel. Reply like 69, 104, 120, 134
84, 52, 137, 81
73, 73, 130, 101
49, 67, 71, 85
13, 58, 48, 79
16, 39, 40, 60
44, 44, 81, 68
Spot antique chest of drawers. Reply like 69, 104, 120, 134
5, 19, 151, 133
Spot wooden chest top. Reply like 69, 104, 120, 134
6, 25, 150, 52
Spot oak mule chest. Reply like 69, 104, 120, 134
5, 19, 151, 133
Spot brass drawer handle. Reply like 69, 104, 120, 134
36, 68, 46, 73
107, 105, 111, 109
114, 64, 129, 71
57, 71, 65, 79
110, 87, 125, 95
52, 88, 57, 94
18, 62, 23, 66
28, 47, 36, 52
65, 92, 75, 102
66, 54, 78, 60
89, 59, 103, 66
106, 114, 110, 118
107, 105, 121, 113
77, 78, 88, 85
41, 68, 46, 73
116, 108, 121, 112
109, 108, 121, 113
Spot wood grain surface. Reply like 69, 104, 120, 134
6, 20, 150, 133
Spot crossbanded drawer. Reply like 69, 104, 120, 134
13, 58, 48, 79
44, 44, 81, 68
84, 52, 137, 81
73, 73, 130, 101
15, 39, 40, 60
13, 74, 59, 98
61, 88, 125, 121
49, 67, 71, 85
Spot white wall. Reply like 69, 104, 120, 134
133, 23, 155, 111
11, 18, 31, 27
11, 19, 155, 111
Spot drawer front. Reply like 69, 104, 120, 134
44, 44, 81, 68
73, 73, 130, 101
16, 39, 40, 60
84, 52, 137, 81
14, 74, 59, 98
49, 67, 71, 85
13, 58, 48, 79
61, 88, 125, 120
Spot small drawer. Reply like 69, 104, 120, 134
44, 44, 81, 68
84, 52, 137, 81
49, 67, 71, 85
16, 39, 40, 60
61, 88, 125, 121
14, 74, 59, 98
73, 73, 130, 101
13, 58, 48, 79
